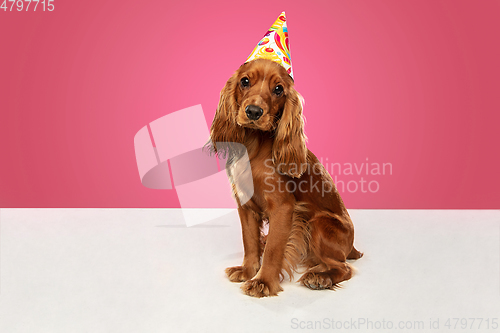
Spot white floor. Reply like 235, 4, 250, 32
0, 209, 499, 332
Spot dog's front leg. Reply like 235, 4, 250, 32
241, 202, 293, 297
225, 207, 261, 282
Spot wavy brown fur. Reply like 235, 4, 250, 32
280, 202, 313, 281
213, 59, 362, 297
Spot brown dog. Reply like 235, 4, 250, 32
209, 58, 362, 297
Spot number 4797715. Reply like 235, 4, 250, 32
1, 0, 55, 11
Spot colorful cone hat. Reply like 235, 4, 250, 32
246, 11, 293, 79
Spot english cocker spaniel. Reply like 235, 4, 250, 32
209, 58, 362, 297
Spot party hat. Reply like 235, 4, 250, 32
246, 12, 293, 79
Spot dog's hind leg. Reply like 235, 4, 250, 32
299, 212, 356, 290
300, 262, 353, 290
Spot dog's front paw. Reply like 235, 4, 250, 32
241, 278, 283, 297
225, 266, 257, 282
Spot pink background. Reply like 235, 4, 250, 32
1, 0, 499, 208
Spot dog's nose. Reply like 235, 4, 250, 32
245, 105, 263, 120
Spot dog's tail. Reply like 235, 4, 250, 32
347, 246, 364, 260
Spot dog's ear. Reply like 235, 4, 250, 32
209, 74, 245, 150
272, 87, 308, 178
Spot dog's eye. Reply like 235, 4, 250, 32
240, 77, 250, 88
274, 85, 284, 96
